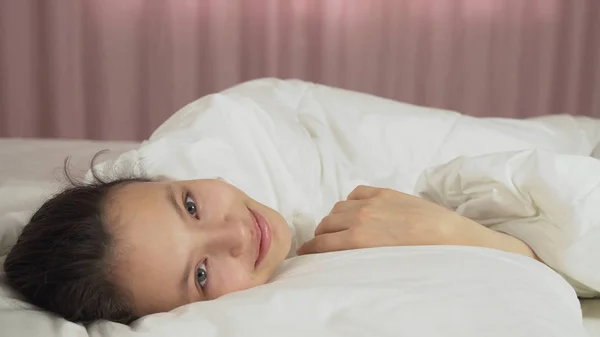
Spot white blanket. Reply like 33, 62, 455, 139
93, 78, 600, 297
3, 78, 600, 336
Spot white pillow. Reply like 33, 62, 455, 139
1, 246, 587, 337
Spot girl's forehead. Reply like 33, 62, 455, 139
108, 181, 164, 204
104, 182, 171, 233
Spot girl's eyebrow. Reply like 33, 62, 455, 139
166, 185, 185, 221
178, 258, 193, 303
165, 185, 193, 302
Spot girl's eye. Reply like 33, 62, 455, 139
184, 194, 198, 218
196, 262, 208, 288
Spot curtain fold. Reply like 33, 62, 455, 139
0, 0, 598, 140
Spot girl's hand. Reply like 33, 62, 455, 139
297, 185, 539, 261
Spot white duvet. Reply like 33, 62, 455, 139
2, 78, 600, 336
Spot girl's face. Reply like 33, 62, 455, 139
105, 179, 292, 316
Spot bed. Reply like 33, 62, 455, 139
2, 79, 600, 337
0, 138, 599, 337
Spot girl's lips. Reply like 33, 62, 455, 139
249, 208, 271, 268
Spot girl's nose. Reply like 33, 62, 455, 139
204, 218, 250, 257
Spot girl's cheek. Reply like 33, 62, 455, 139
211, 262, 254, 298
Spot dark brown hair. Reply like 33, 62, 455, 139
3, 157, 149, 325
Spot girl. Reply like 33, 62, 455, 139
3, 170, 539, 324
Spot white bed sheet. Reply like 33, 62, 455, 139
0, 138, 138, 183
0, 138, 138, 258
1, 138, 599, 337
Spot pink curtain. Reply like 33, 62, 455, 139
0, 0, 599, 141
